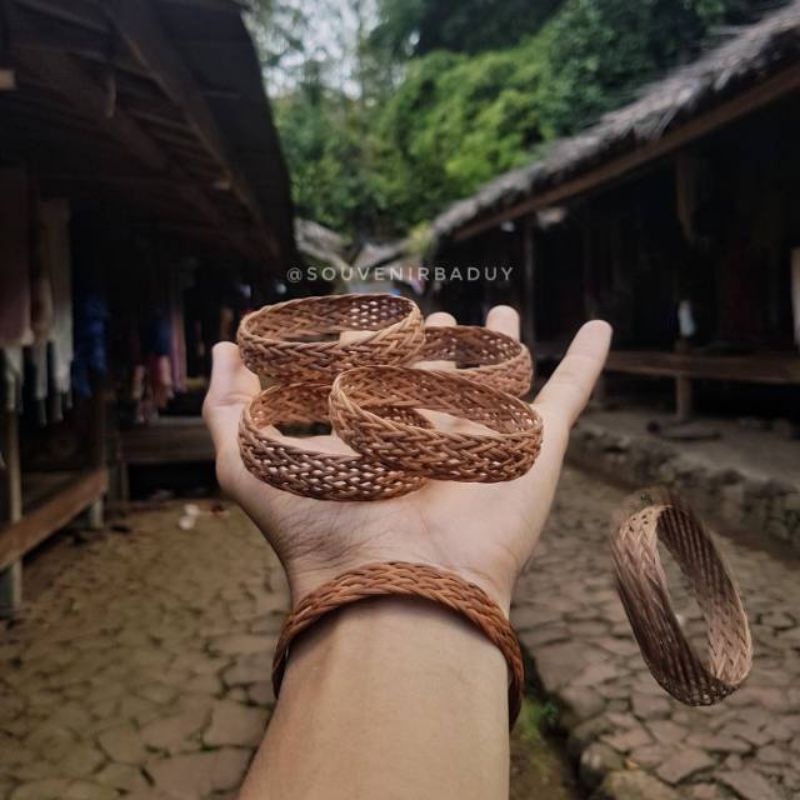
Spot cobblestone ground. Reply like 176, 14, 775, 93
0, 502, 288, 800
512, 467, 800, 800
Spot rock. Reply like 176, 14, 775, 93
203, 700, 267, 748
58, 743, 106, 778
135, 683, 178, 706
247, 681, 275, 707
579, 742, 623, 788
603, 725, 652, 753
631, 692, 671, 720
560, 685, 605, 721
209, 634, 271, 657
599, 770, 679, 800
147, 748, 251, 796
10, 779, 73, 800
687, 733, 751, 754
94, 762, 148, 793
568, 716, 614, 756
655, 748, 714, 785
757, 744, 789, 765
628, 743, 670, 769
140, 707, 209, 753
690, 784, 726, 799
96, 724, 147, 765
718, 769, 783, 800
571, 662, 618, 688
223, 653, 270, 688
63, 781, 118, 800
646, 720, 687, 746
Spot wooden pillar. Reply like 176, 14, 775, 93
521, 216, 536, 350
0, 405, 23, 617
674, 339, 693, 422
0, 0, 16, 92
675, 376, 694, 423
87, 374, 107, 530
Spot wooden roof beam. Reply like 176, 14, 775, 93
18, 49, 168, 170
13, 49, 251, 255
13, 0, 106, 33
106, 0, 269, 238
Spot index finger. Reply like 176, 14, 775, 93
534, 320, 612, 428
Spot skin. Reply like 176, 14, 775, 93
203, 306, 612, 799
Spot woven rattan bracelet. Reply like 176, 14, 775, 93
329, 366, 543, 483
415, 326, 533, 397
610, 490, 752, 705
239, 383, 431, 501
272, 562, 524, 726
238, 294, 425, 381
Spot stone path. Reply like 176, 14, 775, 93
0, 502, 288, 800
512, 467, 800, 800
3, 466, 797, 799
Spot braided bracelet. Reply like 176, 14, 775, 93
610, 490, 752, 705
272, 562, 525, 726
239, 383, 429, 501
329, 366, 543, 483
415, 326, 533, 397
238, 294, 425, 381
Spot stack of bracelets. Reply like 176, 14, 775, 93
236, 293, 751, 726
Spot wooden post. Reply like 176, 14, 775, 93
87, 374, 107, 530
521, 215, 536, 350
675, 376, 694, 422
674, 339, 693, 422
0, 405, 23, 617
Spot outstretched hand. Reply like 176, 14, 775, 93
203, 305, 611, 612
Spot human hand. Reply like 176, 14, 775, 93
203, 306, 612, 612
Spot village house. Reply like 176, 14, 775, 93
429, 2, 800, 548
0, 0, 297, 616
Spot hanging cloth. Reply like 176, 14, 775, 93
0, 168, 33, 349
41, 199, 74, 397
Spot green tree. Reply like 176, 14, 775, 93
371, 0, 564, 56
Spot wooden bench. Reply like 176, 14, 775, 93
605, 350, 800, 420
0, 468, 108, 616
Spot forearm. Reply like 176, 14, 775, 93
239, 598, 510, 800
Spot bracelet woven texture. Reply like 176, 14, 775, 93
238, 294, 425, 381
239, 382, 432, 500
272, 562, 524, 726
329, 366, 542, 483
414, 326, 533, 397
237, 294, 542, 499
610, 489, 752, 705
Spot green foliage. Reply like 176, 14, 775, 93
372, 0, 564, 56
267, 0, 784, 239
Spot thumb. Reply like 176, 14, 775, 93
202, 342, 261, 453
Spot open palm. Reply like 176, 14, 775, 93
203, 306, 611, 611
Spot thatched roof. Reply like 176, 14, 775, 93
0, 0, 296, 269
432, 1, 800, 245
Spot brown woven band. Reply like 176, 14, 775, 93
239, 383, 429, 501
610, 489, 752, 705
272, 562, 524, 726
415, 326, 533, 397
329, 366, 543, 483
238, 294, 425, 381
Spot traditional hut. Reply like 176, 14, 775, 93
430, 2, 800, 420
0, 0, 296, 614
